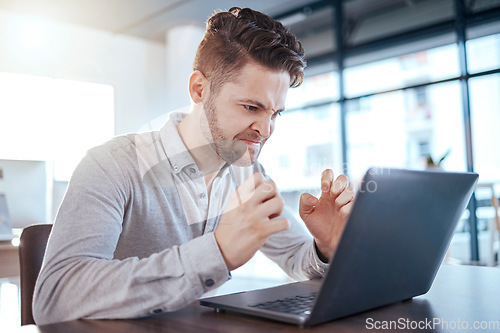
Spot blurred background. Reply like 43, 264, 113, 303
0, 0, 499, 327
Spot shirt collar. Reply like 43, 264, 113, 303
159, 109, 232, 179
160, 110, 196, 174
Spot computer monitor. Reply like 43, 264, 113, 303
0, 159, 48, 228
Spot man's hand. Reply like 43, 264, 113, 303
299, 169, 355, 262
215, 173, 290, 271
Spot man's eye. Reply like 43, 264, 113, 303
272, 111, 283, 119
244, 105, 258, 112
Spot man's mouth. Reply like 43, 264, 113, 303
240, 139, 262, 148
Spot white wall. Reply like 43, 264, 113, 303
0, 10, 209, 224
0, 9, 167, 135
164, 25, 204, 112
0, 9, 172, 223
138, 24, 203, 131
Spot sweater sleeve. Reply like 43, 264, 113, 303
259, 207, 329, 281
32, 148, 230, 325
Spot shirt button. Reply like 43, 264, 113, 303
189, 167, 196, 173
205, 279, 215, 287
173, 165, 179, 172
200, 193, 206, 199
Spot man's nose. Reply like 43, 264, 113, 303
251, 114, 272, 138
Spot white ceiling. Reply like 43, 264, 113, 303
0, 0, 319, 43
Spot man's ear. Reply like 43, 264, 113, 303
189, 70, 208, 104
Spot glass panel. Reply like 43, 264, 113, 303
470, 74, 500, 181
344, 44, 459, 97
345, 81, 466, 184
286, 71, 339, 109
346, 81, 472, 263
466, 33, 500, 74
469, 74, 500, 265
259, 103, 342, 218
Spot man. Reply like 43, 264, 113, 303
33, 7, 354, 325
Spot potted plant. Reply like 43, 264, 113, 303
426, 149, 450, 170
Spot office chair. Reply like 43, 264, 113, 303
18, 224, 52, 325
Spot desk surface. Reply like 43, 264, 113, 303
16, 264, 500, 333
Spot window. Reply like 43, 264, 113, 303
273, 0, 500, 264
469, 74, 500, 181
0, 72, 114, 180
286, 71, 339, 108
467, 33, 500, 74
346, 82, 466, 181
344, 44, 460, 97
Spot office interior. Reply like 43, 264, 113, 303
0, 0, 499, 329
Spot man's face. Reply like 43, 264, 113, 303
201, 62, 290, 167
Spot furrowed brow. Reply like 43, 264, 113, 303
240, 99, 285, 114
240, 99, 266, 109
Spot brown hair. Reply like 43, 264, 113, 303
193, 7, 306, 95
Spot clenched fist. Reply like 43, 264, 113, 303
214, 172, 290, 271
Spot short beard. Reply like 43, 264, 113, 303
201, 94, 259, 167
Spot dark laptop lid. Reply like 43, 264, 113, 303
200, 168, 478, 327
307, 168, 478, 326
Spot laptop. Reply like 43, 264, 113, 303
0, 194, 14, 241
200, 168, 478, 327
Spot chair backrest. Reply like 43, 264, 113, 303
18, 224, 52, 326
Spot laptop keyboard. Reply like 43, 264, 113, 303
249, 293, 317, 316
